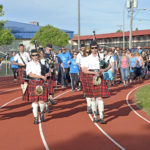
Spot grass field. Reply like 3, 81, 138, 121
135, 84, 150, 115
0, 62, 13, 76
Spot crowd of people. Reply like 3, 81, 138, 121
8, 42, 150, 125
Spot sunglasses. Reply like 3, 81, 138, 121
32, 54, 38, 57
91, 47, 97, 49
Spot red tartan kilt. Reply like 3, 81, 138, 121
28, 80, 48, 102
78, 70, 82, 82
22, 86, 29, 101
51, 75, 56, 87
17, 68, 25, 84
83, 74, 110, 98
79, 70, 85, 92
47, 78, 54, 94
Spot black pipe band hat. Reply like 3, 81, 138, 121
80, 43, 85, 47
90, 40, 98, 47
31, 49, 38, 53
46, 44, 52, 48
19, 44, 24, 47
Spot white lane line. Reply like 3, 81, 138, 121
126, 83, 150, 124
0, 96, 21, 109
0, 87, 20, 94
88, 114, 126, 150
38, 89, 72, 150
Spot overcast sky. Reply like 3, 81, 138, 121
1, 0, 150, 35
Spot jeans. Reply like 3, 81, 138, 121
70, 73, 79, 90
61, 68, 70, 86
120, 68, 129, 81
12, 68, 18, 79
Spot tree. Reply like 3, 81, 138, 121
116, 29, 123, 33
0, 5, 14, 46
31, 25, 69, 47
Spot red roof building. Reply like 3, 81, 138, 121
72, 29, 150, 49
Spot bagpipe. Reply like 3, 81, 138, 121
93, 31, 108, 69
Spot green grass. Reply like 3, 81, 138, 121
135, 84, 150, 115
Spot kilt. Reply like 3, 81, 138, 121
83, 74, 110, 98
47, 77, 54, 95
22, 86, 29, 101
51, 73, 56, 87
79, 70, 85, 92
28, 80, 48, 102
17, 67, 25, 84
78, 70, 82, 82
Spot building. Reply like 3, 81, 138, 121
72, 29, 150, 49
0, 20, 74, 52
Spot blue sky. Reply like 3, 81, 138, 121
1, 0, 150, 35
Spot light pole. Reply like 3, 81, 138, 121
78, 0, 80, 51
129, 0, 134, 49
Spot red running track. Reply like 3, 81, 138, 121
0, 78, 150, 150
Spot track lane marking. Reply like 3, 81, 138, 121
0, 87, 71, 150
126, 83, 150, 124
88, 114, 126, 150
38, 89, 72, 150
0, 87, 20, 94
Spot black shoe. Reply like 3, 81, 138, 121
93, 117, 98, 123
34, 117, 38, 125
45, 107, 50, 113
40, 112, 44, 122
99, 119, 106, 124
49, 99, 56, 105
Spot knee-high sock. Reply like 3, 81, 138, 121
86, 97, 92, 108
39, 103, 45, 113
91, 101, 97, 118
32, 103, 38, 118
98, 99, 104, 119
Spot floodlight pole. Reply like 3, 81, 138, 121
129, 0, 134, 49
78, 0, 80, 50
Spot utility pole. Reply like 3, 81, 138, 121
78, 0, 80, 51
129, 0, 134, 49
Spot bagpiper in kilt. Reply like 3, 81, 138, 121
26, 49, 48, 125
44, 44, 57, 105
12, 44, 30, 101
82, 41, 111, 124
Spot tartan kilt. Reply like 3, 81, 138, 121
47, 77, 54, 95
17, 67, 25, 84
28, 80, 48, 102
84, 74, 110, 98
51, 74, 56, 87
78, 70, 82, 82
79, 70, 85, 92
22, 85, 29, 101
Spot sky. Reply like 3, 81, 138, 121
1, 0, 150, 35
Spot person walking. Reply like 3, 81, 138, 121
9, 51, 18, 82
118, 51, 130, 87
68, 51, 79, 92
26, 49, 48, 124
82, 41, 110, 124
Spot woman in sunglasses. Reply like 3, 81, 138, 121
82, 41, 110, 124
26, 49, 48, 125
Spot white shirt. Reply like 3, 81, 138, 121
76, 52, 84, 65
81, 57, 88, 68
26, 60, 41, 76
14, 52, 30, 65
105, 55, 114, 71
84, 54, 100, 70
